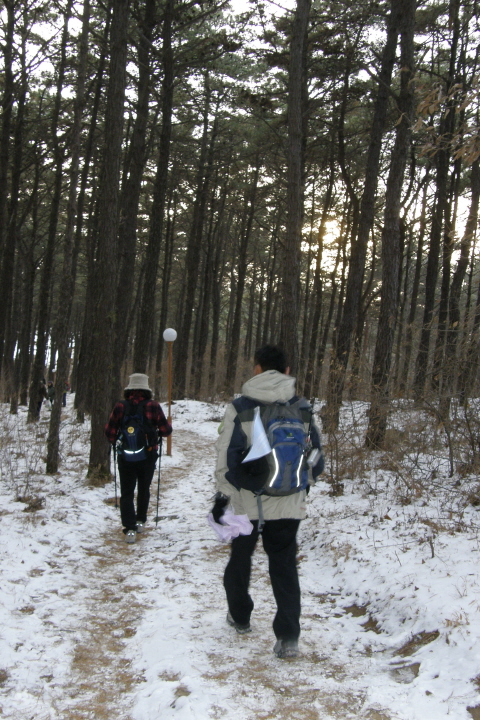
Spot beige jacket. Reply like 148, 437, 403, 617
215, 370, 321, 521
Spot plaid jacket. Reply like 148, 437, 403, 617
105, 392, 172, 450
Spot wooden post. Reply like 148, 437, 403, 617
167, 340, 173, 455
163, 328, 177, 456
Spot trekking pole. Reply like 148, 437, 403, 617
113, 444, 118, 509
154, 437, 163, 527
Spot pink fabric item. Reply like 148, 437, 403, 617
207, 509, 254, 542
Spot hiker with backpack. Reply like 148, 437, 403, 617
105, 373, 172, 544
212, 344, 324, 658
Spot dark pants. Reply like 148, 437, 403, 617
223, 518, 301, 641
118, 455, 157, 531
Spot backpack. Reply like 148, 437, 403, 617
117, 400, 157, 462
235, 398, 313, 497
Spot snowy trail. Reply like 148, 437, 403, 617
127, 426, 395, 720
5, 399, 480, 719
82, 424, 397, 719
1, 408, 393, 720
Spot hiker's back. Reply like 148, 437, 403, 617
233, 396, 315, 496
117, 400, 157, 462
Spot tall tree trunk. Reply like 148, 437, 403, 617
255, 261, 266, 351
112, 0, 157, 393
303, 162, 334, 398
73, 11, 110, 419
192, 239, 213, 398
155, 188, 177, 394
413, 0, 460, 398
133, 0, 174, 374
18, 147, 42, 406
262, 223, 280, 345
174, 77, 213, 397
279, 0, 311, 373
392, 218, 410, 391
47, 0, 90, 473
27, 0, 73, 422
431, 162, 461, 392
0, 0, 15, 377
398, 171, 430, 393
0, 0, 14, 260
440, 159, 480, 416
225, 160, 259, 394
244, 264, 257, 362
323, 0, 401, 432
299, 179, 318, 380
5, 5, 28, 407
314, 242, 342, 397
365, 0, 415, 447
191, 175, 228, 398
88, 0, 129, 476
208, 203, 229, 396
458, 274, 480, 404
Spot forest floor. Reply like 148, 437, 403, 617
2, 398, 480, 719
46, 428, 393, 720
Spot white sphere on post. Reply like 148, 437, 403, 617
163, 328, 177, 342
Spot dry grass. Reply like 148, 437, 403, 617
396, 630, 440, 657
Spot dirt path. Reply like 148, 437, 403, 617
33, 428, 396, 720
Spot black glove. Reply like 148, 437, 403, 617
211, 492, 229, 523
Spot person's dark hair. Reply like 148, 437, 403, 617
254, 344, 288, 373
124, 389, 152, 400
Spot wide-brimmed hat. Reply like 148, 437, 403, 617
124, 373, 151, 392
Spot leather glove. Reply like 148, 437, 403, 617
211, 492, 229, 523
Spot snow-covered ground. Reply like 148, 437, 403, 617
1, 395, 480, 719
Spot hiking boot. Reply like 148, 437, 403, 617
274, 638, 299, 658
125, 530, 136, 544
226, 611, 251, 634
136, 522, 145, 533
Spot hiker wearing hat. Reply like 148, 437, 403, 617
105, 373, 172, 543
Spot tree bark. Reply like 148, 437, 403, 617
279, 0, 311, 373
398, 171, 430, 394
0, 0, 14, 276
27, 0, 73, 422
173, 76, 213, 397
133, 0, 174, 374
303, 162, 334, 399
323, 0, 401, 432
413, 0, 460, 398
73, 12, 110, 418
225, 160, 259, 394
4, 4, 29, 407
431, 162, 461, 392
88, 0, 129, 477
440, 159, 480, 416
47, 0, 90, 473
365, 0, 416, 447
155, 187, 177, 395
112, 0, 157, 394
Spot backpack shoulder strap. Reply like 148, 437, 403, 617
233, 396, 263, 424
284, 396, 312, 420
